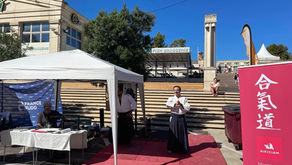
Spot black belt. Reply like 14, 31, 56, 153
118, 112, 132, 117
171, 113, 185, 118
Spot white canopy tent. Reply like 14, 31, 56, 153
0, 49, 146, 165
257, 44, 281, 64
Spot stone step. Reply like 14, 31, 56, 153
64, 112, 223, 123
74, 119, 224, 129
145, 96, 238, 100
136, 104, 231, 109
64, 114, 225, 129
63, 107, 225, 116
60, 96, 240, 102
63, 109, 224, 118
61, 99, 239, 105
62, 103, 226, 111
141, 100, 240, 104
61, 88, 240, 95
60, 92, 240, 97
62, 101, 238, 108
148, 121, 225, 129
142, 95, 240, 99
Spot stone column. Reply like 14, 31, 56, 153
203, 14, 217, 91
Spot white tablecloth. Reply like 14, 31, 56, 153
0, 128, 87, 151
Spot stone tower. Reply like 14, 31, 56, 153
204, 14, 217, 67
203, 14, 217, 90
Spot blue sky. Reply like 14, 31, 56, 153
67, 0, 292, 62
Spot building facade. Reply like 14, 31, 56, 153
0, 0, 88, 55
216, 60, 249, 73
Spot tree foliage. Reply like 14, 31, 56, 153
170, 39, 186, 47
153, 32, 167, 47
0, 33, 26, 62
266, 44, 291, 60
83, 6, 155, 76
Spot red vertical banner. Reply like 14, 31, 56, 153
238, 62, 292, 165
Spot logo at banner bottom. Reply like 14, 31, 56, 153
257, 136, 282, 162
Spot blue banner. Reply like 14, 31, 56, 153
0, 80, 63, 127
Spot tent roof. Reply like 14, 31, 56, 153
0, 49, 143, 83
257, 44, 280, 61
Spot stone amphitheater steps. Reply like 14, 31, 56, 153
216, 73, 239, 92
61, 88, 240, 130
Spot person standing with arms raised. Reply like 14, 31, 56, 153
166, 86, 190, 153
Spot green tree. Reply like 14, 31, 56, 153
266, 44, 291, 60
0, 33, 27, 62
153, 32, 167, 47
83, 6, 155, 75
170, 39, 186, 47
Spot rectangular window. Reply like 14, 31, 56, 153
72, 29, 76, 38
32, 33, 40, 42
23, 23, 30, 32
42, 22, 50, 31
71, 38, 76, 47
22, 34, 30, 43
41, 33, 50, 42
66, 26, 81, 49
22, 22, 50, 43
66, 36, 70, 45
32, 23, 40, 32
77, 32, 81, 40
66, 26, 71, 35
77, 41, 81, 49
0, 24, 10, 33
4, 24, 10, 33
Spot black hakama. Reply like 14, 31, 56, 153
167, 113, 189, 153
118, 112, 134, 145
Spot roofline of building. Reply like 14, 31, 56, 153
63, 1, 89, 22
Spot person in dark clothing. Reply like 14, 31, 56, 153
218, 65, 222, 73
37, 102, 65, 128
117, 84, 137, 145
166, 86, 190, 153
234, 73, 238, 84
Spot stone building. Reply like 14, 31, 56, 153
0, 0, 88, 55
216, 60, 249, 73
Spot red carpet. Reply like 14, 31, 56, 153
84, 134, 227, 165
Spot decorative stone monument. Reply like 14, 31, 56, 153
203, 14, 217, 91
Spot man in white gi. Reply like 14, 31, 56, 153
117, 84, 137, 144
166, 86, 190, 153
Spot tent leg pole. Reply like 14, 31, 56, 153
135, 109, 137, 132
3, 145, 6, 163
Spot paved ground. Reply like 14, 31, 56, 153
0, 129, 242, 165
204, 129, 243, 165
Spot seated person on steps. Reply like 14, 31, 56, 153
210, 78, 220, 96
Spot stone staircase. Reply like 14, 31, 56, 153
216, 73, 239, 92
61, 88, 240, 130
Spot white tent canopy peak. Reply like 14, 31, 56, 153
257, 44, 280, 60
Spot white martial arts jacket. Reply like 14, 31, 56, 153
166, 95, 190, 115
117, 94, 137, 113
